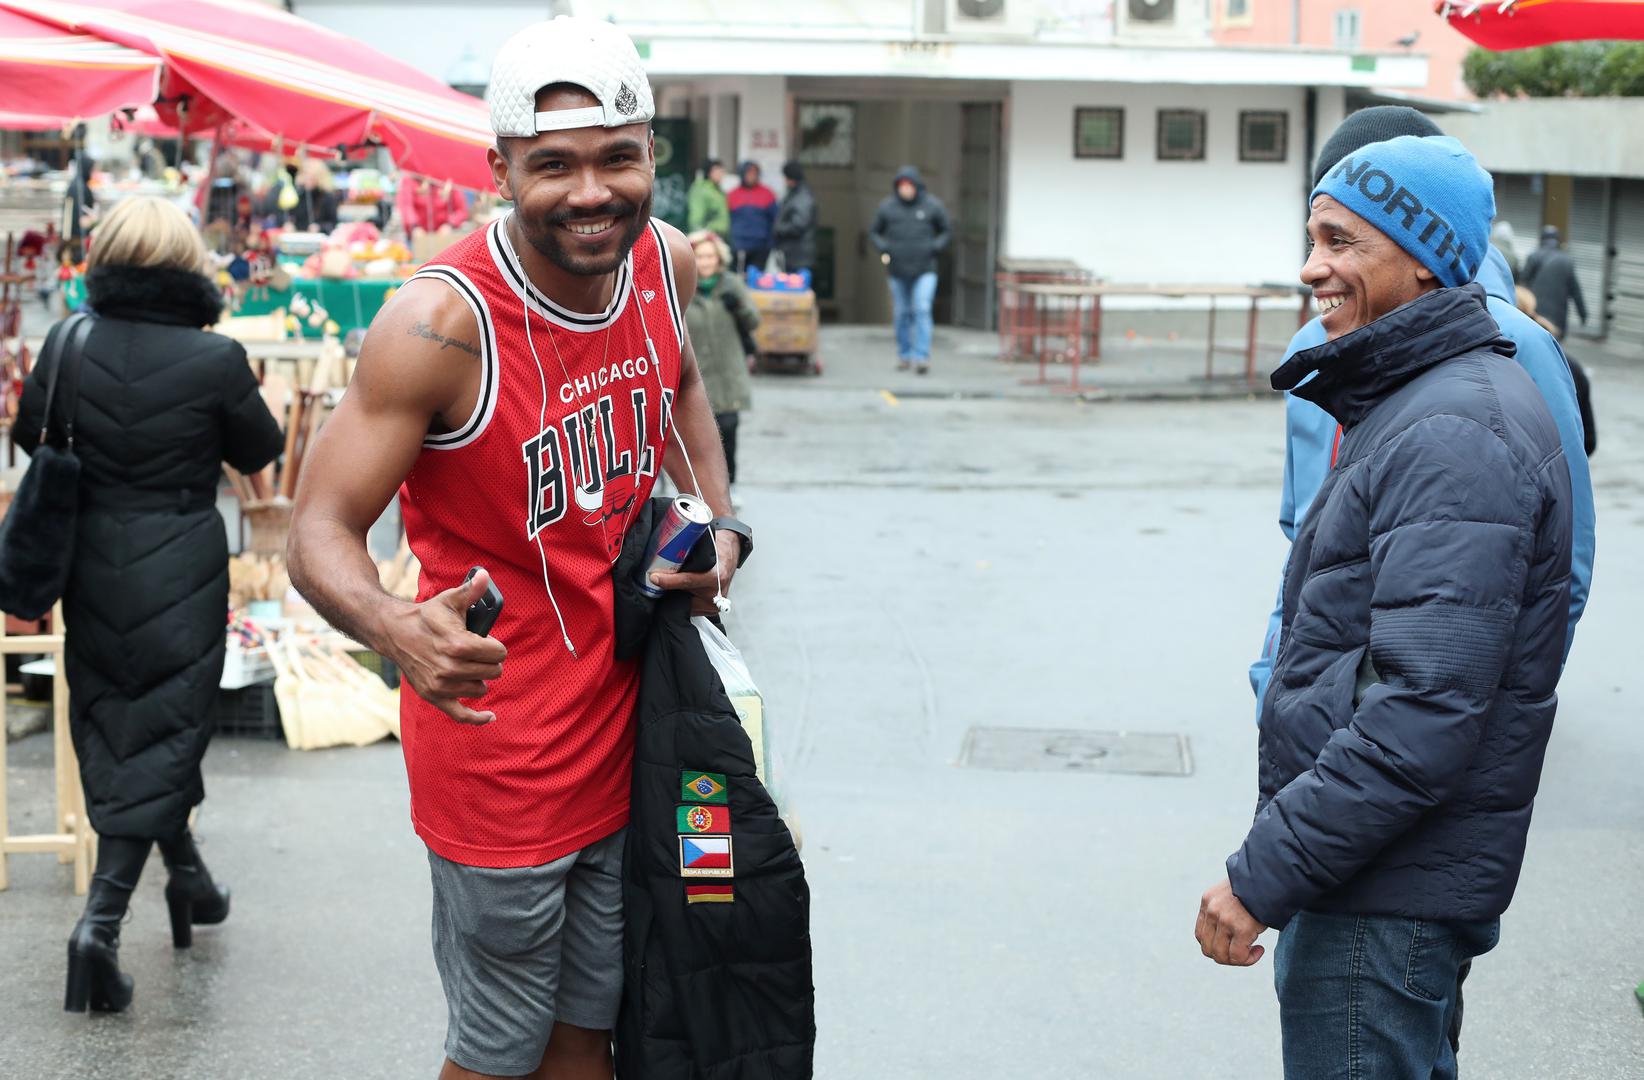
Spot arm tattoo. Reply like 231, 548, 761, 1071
409, 320, 481, 358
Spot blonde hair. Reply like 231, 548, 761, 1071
87, 196, 208, 275
687, 229, 732, 275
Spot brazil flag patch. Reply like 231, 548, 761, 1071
680, 771, 728, 804
677, 804, 731, 834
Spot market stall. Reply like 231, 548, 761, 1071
0, 0, 504, 743
1, 0, 493, 191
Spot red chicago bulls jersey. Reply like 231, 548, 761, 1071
397, 215, 684, 868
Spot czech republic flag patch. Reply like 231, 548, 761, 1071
679, 835, 734, 878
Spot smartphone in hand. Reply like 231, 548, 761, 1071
464, 566, 504, 637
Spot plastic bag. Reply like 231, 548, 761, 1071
276, 172, 299, 212
694, 616, 778, 799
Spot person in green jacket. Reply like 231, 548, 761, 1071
686, 229, 757, 503
687, 158, 731, 240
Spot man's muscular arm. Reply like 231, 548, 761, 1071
287, 280, 506, 725
648, 220, 742, 614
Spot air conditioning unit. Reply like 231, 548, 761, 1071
941, 0, 1035, 37
1129, 0, 1175, 24
1117, 0, 1211, 41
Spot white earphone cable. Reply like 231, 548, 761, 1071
520, 285, 579, 659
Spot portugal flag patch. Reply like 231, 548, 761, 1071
686, 883, 735, 904
680, 771, 728, 804
679, 835, 734, 878
678, 804, 731, 834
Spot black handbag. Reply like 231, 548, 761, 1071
0, 312, 94, 619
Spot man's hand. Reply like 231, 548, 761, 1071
648, 530, 741, 617
1196, 879, 1268, 967
382, 569, 507, 726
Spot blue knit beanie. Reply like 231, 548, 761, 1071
1311, 134, 1494, 288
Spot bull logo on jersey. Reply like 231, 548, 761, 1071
523, 388, 667, 544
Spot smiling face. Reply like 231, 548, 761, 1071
488, 84, 654, 278
692, 239, 721, 279
1302, 194, 1439, 341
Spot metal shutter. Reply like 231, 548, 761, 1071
1608, 179, 1644, 349
1494, 173, 1542, 267
1567, 177, 1609, 339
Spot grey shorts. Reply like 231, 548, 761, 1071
428, 830, 625, 1077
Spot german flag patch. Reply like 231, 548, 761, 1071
686, 883, 734, 904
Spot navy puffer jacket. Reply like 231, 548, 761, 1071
1228, 284, 1572, 931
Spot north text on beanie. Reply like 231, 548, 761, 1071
1312, 135, 1494, 289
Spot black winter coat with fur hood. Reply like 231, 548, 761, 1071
14, 265, 282, 839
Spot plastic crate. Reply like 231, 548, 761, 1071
220, 645, 275, 690
350, 650, 400, 689
213, 684, 282, 740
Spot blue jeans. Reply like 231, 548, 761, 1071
889, 272, 937, 363
1275, 912, 1500, 1080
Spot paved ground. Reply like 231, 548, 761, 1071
2, 321, 1641, 1078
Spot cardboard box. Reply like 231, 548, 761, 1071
749, 289, 819, 355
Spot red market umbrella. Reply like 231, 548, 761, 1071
1439, 0, 1644, 48
0, 6, 159, 124
118, 103, 338, 158
4, 0, 494, 189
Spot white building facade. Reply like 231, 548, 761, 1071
294, 0, 1428, 326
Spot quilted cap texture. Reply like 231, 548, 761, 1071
487, 16, 655, 137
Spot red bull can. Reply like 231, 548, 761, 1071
639, 494, 713, 598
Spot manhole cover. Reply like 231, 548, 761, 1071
959, 727, 1192, 777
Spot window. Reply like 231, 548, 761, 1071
1074, 107, 1124, 159
1223, 0, 1254, 27
1239, 111, 1288, 162
1156, 110, 1206, 161
1334, 8, 1362, 51
795, 102, 856, 168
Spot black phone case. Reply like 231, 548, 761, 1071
464, 566, 504, 637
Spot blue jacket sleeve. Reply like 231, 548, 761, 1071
1250, 321, 1332, 720
1228, 416, 1537, 929
1489, 299, 1594, 659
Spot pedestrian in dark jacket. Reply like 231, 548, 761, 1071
726, 160, 777, 273
1197, 137, 1573, 1080
1523, 225, 1588, 337
870, 165, 950, 373
772, 161, 817, 272
14, 197, 284, 1014
686, 230, 758, 499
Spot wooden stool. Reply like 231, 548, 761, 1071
0, 604, 94, 894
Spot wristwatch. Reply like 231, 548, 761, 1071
711, 515, 753, 568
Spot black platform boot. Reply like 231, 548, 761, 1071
158, 830, 230, 949
65, 836, 150, 1013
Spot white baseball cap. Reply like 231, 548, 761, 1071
487, 16, 655, 138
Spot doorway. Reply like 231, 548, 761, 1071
955, 102, 1003, 330
794, 84, 1004, 327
